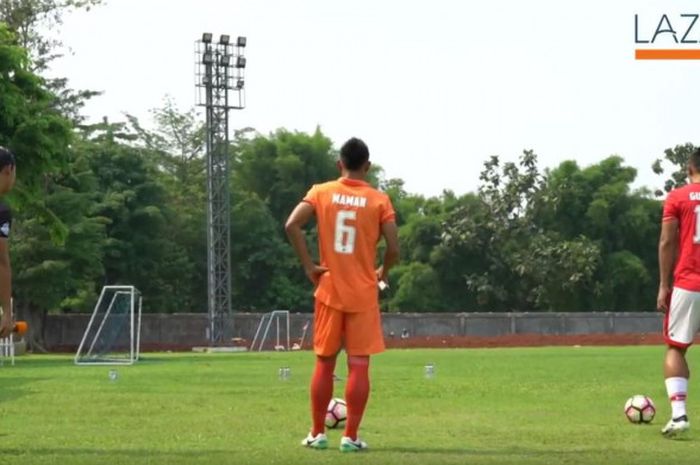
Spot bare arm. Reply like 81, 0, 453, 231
657, 220, 678, 312
377, 221, 400, 284
0, 238, 12, 337
285, 202, 327, 285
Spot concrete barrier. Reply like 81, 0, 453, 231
42, 311, 664, 351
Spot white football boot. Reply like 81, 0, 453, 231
301, 432, 328, 449
339, 436, 369, 452
661, 415, 690, 438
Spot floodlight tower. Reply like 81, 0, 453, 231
195, 33, 247, 345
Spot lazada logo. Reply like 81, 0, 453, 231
635, 14, 700, 59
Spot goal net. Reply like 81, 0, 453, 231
250, 310, 291, 351
75, 286, 142, 365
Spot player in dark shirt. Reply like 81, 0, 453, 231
0, 147, 16, 338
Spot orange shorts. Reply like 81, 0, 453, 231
313, 300, 385, 357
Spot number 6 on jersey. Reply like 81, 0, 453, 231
334, 210, 357, 254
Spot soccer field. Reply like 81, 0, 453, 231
1, 347, 700, 465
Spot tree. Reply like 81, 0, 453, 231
126, 97, 206, 186
1, 1, 103, 122
388, 262, 442, 312
0, 0, 103, 70
0, 22, 72, 191
540, 157, 660, 310
232, 127, 339, 225
82, 124, 196, 313
442, 151, 600, 311
230, 190, 308, 310
652, 143, 697, 196
12, 149, 106, 348
126, 100, 208, 312
1, 22, 79, 347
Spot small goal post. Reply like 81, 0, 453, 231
1, 298, 16, 366
75, 286, 142, 365
250, 310, 290, 351
0, 333, 14, 366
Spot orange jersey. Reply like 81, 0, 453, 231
303, 178, 396, 313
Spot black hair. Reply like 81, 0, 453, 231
0, 147, 16, 169
340, 137, 369, 171
691, 148, 700, 172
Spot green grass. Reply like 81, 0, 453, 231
2, 347, 700, 465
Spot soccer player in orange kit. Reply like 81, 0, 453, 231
285, 137, 399, 452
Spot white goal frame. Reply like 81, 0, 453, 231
0, 333, 14, 366
250, 310, 290, 351
0, 298, 15, 366
74, 285, 142, 365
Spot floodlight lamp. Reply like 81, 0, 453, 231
202, 32, 213, 43
203, 52, 214, 64
219, 35, 230, 45
236, 79, 245, 89
220, 54, 231, 66
236, 56, 246, 68
237, 36, 247, 47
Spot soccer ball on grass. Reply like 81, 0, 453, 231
624, 395, 655, 424
325, 398, 347, 429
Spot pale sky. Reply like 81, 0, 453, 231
49, 0, 700, 197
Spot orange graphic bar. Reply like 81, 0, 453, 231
636, 49, 700, 60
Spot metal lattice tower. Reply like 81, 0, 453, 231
195, 34, 247, 345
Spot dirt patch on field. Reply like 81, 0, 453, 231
384, 333, 669, 349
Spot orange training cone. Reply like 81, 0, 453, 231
13, 320, 27, 336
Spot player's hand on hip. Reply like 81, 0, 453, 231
657, 286, 671, 313
305, 264, 328, 285
0, 311, 12, 338
376, 266, 389, 290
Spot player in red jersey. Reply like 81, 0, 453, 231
657, 148, 700, 438
285, 138, 399, 452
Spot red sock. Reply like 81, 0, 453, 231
311, 356, 336, 436
344, 356, 370, 441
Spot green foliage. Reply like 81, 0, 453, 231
84, 127, 197, 313
388, 262, 442, 311
0, 22, 72, 191
432, 152, 662, 312
0, 0, 104, 71
233, 127, 339, 223
230, 127, 344, 311
125, 100, 208, 312
438, 151, 596, 310
652, 142, 698, 196
12, 151, 106, 313
537, 156, 660, 310
230, 190, 307, 311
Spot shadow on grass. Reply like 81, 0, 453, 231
0, 447, 233, 458
6, 358, 74, 369
0, 377, 48, 403
375, 446, 601, 457
0, 389, 30, 403
0, 376, 48, 385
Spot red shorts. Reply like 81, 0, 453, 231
313, 300, 385, 357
